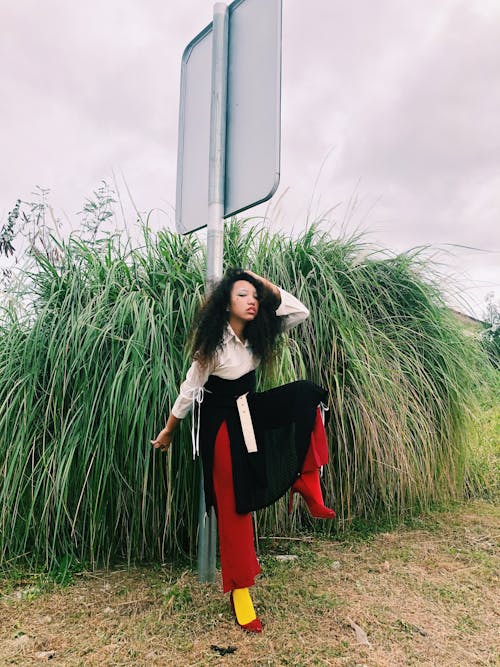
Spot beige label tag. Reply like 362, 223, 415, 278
236, 393, 258, 453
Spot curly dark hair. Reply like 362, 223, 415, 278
190, 268, 283, 369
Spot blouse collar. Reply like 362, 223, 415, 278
224, 323, 250, 348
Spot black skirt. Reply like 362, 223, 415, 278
199, 370, 327, 513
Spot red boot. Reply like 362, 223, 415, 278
289, 470, 336, 519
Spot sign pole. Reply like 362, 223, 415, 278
197, 2, 229, 583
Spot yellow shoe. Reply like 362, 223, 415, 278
230, 588, 263, 633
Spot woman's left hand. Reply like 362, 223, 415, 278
245, 270, 281, 302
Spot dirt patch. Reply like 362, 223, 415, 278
0, 501, 498, 666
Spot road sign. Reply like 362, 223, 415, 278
176, 0, 282, 234
175, 0, 282, 583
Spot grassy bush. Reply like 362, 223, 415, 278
0, 218, 490, 570
463, 369, 499, 502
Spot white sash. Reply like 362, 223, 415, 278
236, 393, 258, 453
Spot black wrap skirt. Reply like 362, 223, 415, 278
199, 370, 327, 514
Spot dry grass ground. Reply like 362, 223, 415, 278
0, 501, 498, 666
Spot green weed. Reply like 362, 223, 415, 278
0, 212, 494, 569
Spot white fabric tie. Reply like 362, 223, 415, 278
319, 401, 329, 425
191, 386, 206, 459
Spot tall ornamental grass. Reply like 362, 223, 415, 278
0, 219, 487, 569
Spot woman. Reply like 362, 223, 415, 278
151, 269, 335, 633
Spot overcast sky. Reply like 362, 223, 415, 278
1, 0, 499, 318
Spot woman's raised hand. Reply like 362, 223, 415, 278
245, 270, 281, 303
244, 269, 268, 285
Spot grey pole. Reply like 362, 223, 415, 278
197, 2, 229, 583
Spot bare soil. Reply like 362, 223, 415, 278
1, 501, 498, 666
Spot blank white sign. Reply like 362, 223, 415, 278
176, 0, 282, 235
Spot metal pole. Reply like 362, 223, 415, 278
198, 1, 229, 583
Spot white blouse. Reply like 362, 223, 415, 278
171, 287, 309, 419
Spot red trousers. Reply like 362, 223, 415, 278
212, 409, 329, 593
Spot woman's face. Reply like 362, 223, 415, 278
228, 280, 259, 325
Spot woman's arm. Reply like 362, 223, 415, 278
151, 358, 212, 453
275, 287, 310, 331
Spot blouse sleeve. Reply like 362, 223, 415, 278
171, 358, 213, 419
275, 287, 310, 332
